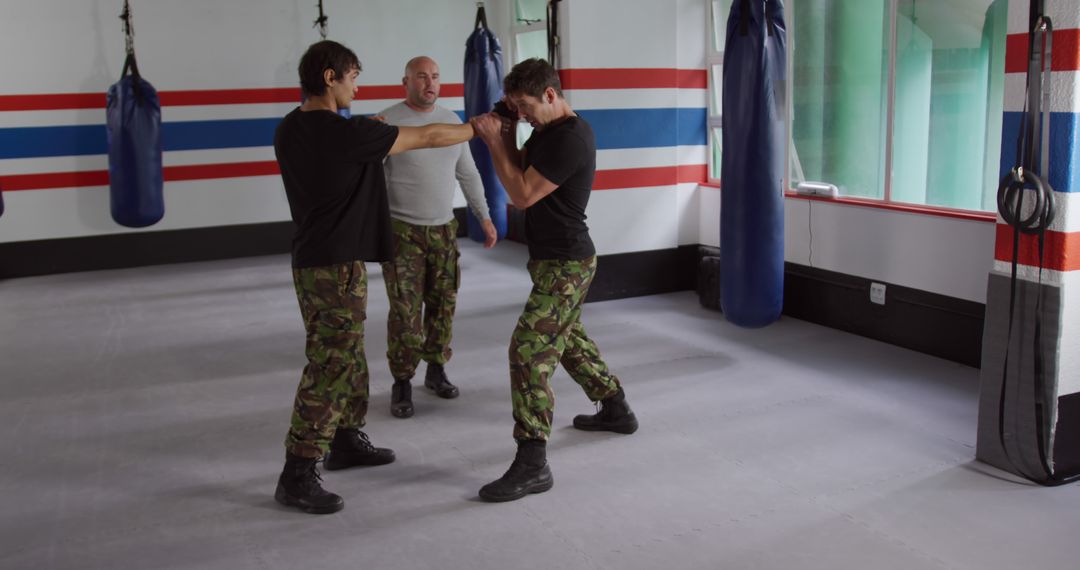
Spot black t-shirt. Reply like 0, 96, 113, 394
274, 108, 400, 268
522, 115, 597, 260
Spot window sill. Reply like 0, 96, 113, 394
782, 191, 996, 223
696, 183, 996, 223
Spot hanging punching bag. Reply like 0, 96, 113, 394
720, 0, 786, 328
107, 5, 164, 228
464, 4, 509, 241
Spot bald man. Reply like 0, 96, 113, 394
378, 56, 497, 419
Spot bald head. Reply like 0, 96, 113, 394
403, 56, 440, 111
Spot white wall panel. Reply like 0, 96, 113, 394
0, 0, 504, 244
565, 0, 677, 68
0, 177, 290, 242
588, 186, 679, 255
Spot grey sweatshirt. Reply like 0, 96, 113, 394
379, 102, 490, 226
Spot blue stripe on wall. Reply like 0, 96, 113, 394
163, 118, 281, 152
578, 108, 708, 150
0, 108, 709, 159
0, 125, 108, 159
0, 118, 283, 159
999, 111, 1079, 194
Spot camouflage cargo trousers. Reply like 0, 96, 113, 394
285, 260, 370, 458
510, 256, 621, 441
381, 218, 460, 381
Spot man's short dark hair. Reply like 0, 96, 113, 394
503, 58, 563, 99
298, 40, 362, 97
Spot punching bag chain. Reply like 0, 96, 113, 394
314, 0, 328, 40
120, 0, 135, 57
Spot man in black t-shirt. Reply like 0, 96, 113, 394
470, 58, 639, 503
272, 40, 476, 515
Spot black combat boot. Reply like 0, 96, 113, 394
323, 428, 396, 470
478, 439, 553, 502
390, 379, 414, 418
424, 363, 459, 399
274, 453, 344, 514
572, 387, 639, 434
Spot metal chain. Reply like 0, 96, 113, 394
314, 0, 328, 40
120, 0, 135, 55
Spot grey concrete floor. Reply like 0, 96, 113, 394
1, 239, 1078, 570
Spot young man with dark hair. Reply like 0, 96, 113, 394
272, 40, 476, 515
470, 58, 638, 503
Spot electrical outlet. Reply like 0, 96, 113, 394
870, 282, 886, 305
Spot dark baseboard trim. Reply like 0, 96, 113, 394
2, 225, 986, 367
452, 207, 468, 237
1055, 392, 1080, 476
587, 245, 698, 303
693, 247, 984, 367
0, 221, 294, 278
781, 262, 985, 367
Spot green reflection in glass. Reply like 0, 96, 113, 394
515, 0, 547, 24
891, 0, 1006, 211
792, 1, 890, 199
516, 29, 547, 63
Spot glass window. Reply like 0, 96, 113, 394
790, 1, 891, 199
709, 0, 1008, 212
711, 0, 732, 53
515, 29, 547, 62
515, 0, 547, 24
706, 1, 732, 181
890, 0, 1007, 210
510, 2, 549, 148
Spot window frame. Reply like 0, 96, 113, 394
706, 1, 727, 184
706, 0, 1001, 220
510, 2, 547, 64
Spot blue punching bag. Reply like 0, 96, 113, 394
107, 33, 164, 228
463, 4, 509, 241
720, 0, 786, 328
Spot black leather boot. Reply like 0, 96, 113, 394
572, 387, 639, 434
323, 428, 396, 470
274, 453, 344, 514
424, 363, 459, 399
390, 379, 414, 418
478, 439, 553, 502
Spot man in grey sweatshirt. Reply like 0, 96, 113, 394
378, 56, 497, 418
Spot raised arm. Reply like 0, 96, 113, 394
471, 113, 557, 209
388, 122, 475, 156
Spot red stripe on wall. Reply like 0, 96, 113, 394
3, 162, 706, 192
1, 161, 282, 191
994, 224, 1080, 272
0, 84, 465, 111
1005, 28, 1080, 73
1, 170, 110, 191
559, 68, 707, 90
160, 88, 300, 106
0, 93, 106, 111
164, 161, 280, 181
593, 164, 707, 190
0, 68, 709, 111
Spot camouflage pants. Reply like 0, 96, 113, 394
510, 257, 621, 441
381, 218, 460, 381
285, 260, 369, 458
